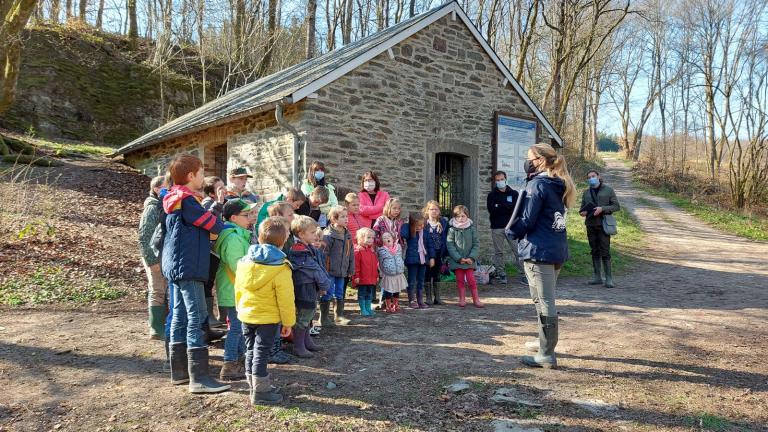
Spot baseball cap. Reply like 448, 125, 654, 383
229, 167, 253, 178
223, 199, 259, 220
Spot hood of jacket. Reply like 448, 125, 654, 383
531, 173, 566, 198
162, 185, 199, 214
244, 243, 287, 265
144, 195, 161, 208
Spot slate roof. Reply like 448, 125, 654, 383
116, 0, 563, 155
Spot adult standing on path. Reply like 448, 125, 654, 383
509, 143, 576, 369
358, 171, 390, 228
579, 169, 620, 288
487, 170, 526, 285
301, 161, 339, 216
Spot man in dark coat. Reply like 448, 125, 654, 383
486, 170, 525, 284
579, 169, 620, 287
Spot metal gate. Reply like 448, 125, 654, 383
434, 153, 465, 217
213, 144, 227, 180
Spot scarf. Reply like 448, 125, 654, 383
417, 229, 427, 264
385, 243, 399, 256
427, 219, 442, 233
449, 218, 473, 230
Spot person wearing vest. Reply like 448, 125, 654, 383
579, 170, 620, 288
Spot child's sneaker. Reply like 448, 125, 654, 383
309, 326, 321, 336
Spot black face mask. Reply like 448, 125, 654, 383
524, 159, 538, 175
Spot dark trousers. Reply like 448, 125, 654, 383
425, 256, 442, 284
406, 264, 427, 297
242, 323, 278, 378
205, 254, 220, 299
587, 225, 611, 258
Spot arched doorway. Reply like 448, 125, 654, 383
434, 152, 469, 218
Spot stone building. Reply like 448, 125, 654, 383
116, 0, 563, 255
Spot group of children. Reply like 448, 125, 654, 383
137, 155, 487, 405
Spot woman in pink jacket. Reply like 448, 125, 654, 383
357, 171, 391, 228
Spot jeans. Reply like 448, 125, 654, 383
491, 228, 523, 274
321, 277, 346, 301
357, 285, 375, 302
587, 225, 611, 258
242, 323, 278, 378
164, 282, 174, 342
406, 264, 427, 298
223, 307, 245, 362
170, 279, 208, 348
293, 307, 316, 331
524, 261, 560, 317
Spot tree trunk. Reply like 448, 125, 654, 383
0, 0, 37, 115
259, 0, 278, 76
50, 0, 60, 23
127, 0, 138, 43
306, 0, 317, 59
65, 0, 72, 19
78, 0, 87, 22
95, 0, 105, 28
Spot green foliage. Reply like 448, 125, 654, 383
2, 135, 34, 155
684, 413, 736, 431
0, 135, 9, 156
17, 220, 57, 239
597, 132, 620, 152
636, 182, 768, 241
0, 265, 125, 306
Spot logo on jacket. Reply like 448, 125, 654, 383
552, 212, 566, 232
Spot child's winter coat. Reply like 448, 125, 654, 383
234, 243, 296, 327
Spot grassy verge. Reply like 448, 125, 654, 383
633, 178, 768, 242
30, 136, 114, 158
0, 265, 125, 306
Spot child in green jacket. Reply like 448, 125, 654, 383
446, 205, 483, 308
214, 199, 258, 380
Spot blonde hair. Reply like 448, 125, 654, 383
327, 205, 348, 222
268, 201, 294, 217
259, 216, 289, 246
344, 192, 359, 205
530, 143, 576, 208
422, 200, 443, 233
291, 215, 318, 236
356, 227, 375, 245
382, 197, 401, 219
452, 205, 470, 217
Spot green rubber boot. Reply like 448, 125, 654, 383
319, 300, 335, 327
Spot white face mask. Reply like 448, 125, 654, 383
365, 181, 376, 192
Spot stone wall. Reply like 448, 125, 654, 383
124, 103, 303, 200
302, 15, 553, 260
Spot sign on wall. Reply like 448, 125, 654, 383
493, 113, 539, 186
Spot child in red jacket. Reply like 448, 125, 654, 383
353, 227, 379, 316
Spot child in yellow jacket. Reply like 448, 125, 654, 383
235, 216, 296, 405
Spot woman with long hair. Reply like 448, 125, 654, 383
508, 142, 576, 369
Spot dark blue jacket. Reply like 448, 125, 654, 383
288, 241, 332, 310
425, 217, 449, 258
510, 174, 569, 264
400, 223, 436, 265
161, 186, 225, 282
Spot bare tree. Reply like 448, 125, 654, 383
78, 0, 87, 22
0, 0, 37, 115
307, 0, 318, 58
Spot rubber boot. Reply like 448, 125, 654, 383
521, 315, 558, 369
149, 305, 166, 340
589, 257, 603, 285
425, 282, 434, 305
252, 374, 283, 404
433, 282, 442, 305
206, 297, 223, 328
170, 342, 189, 384
269, 327, 291, 364
303, 328, 322, 352
366, 297, 375, 316
470, 285, 484, 308
417, 289, 429, 309
291, 328, 314, 358
384, 298, 393, 313
602, 257, 614, 288
187, 347, 231, 393
335, 299, 350, 325
319, 300, 335, 328
457, 284, 466, 308
393, 296, 401, 312
358, 298, 368, 317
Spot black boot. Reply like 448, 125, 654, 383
203, 322, 226, 344
425, 282, 434, 305
521, 315, 558, 369
433, 281, 442, 305
588, 257, 603, 285
169, 342, 189, 384
206, 297, 223, 328
335, 299, 350, 325
187, 347, 231, 394
319, 300, 334, 327
602, 257, 614, 288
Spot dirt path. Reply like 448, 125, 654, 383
1, 157, 767, 432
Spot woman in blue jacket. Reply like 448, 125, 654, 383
509, 143, 576, 369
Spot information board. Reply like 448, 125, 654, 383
495, 114, 538, 186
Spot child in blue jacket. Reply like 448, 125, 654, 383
288, 216, 331, 358
161, 154, 229, 394
400, 212, 435, 309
